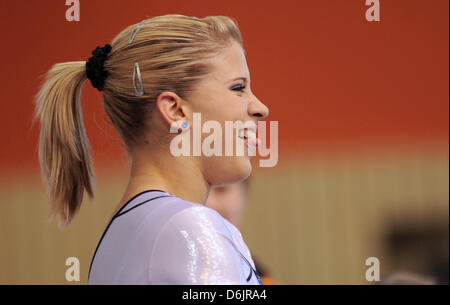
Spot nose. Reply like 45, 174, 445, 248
247, 93, 269, 120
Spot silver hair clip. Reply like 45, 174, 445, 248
192, 16, 199, 20
133, 62, 145, 96
129, 21, 146, 95
128, 20, 147, 44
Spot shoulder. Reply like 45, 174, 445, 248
158, 199, 234, 240
147, 200, 247, 284
129, 194, 233, 241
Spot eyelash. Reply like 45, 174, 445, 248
231, 84, 246, 92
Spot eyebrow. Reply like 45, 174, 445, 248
229, 77, 248, 84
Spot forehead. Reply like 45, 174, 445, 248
208, 41, 250, 81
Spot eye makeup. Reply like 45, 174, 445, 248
231, 84, 246, 92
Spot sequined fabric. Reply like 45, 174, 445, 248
88, 190, 262, 285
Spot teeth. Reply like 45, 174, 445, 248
245, 130, 256, 140
238, 129, 256, 139
238, 129, 245, 138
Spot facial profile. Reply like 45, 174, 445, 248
153, 39, 269, 187
182, 40, 269, 186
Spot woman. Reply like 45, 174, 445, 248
34, 14, 269, 284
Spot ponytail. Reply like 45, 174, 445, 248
34, 61, 95, 228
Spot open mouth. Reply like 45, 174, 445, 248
238, 127, 259, 148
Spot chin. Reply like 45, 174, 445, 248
233, 156, 252, 182
207, 156, 252, 186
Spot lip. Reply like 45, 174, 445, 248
238, 128, 259, 149
242, 126, 257, 135
243, 137, 259, 148
238, 126, 257, 139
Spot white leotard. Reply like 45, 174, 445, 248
88, 190, 262, 285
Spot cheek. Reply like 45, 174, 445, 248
234, 96, 248, 117
194, 94, 251, 185
198, 98, 247, 143
204, 95, 247, 122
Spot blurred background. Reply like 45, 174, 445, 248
0, 0, 448, 284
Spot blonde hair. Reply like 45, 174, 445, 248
33, 14, 243, 228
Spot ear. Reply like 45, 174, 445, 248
155, 91, 188, 130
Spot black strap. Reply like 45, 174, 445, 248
88, 190, 171, 279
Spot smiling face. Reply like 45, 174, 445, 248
187, 40, 269, 186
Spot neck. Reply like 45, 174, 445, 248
123, 145, 210, 206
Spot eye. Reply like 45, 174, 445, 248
231, 84, 246, 92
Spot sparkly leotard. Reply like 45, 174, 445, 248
88, 190, 262, 285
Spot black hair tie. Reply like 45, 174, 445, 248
86, 44, 112, 91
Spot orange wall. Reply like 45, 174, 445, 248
0, 0, 448, 172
